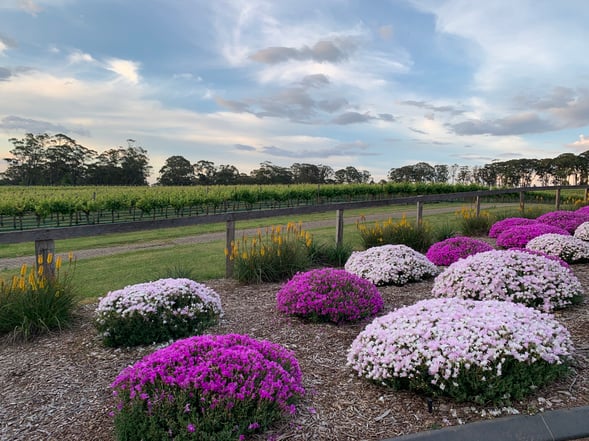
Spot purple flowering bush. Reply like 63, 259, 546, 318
425, 236, 494, 266
496, 223, 569, 248
344, 244, 439, 286
577, 205, 589, 216
431, 250, 584, 312
536, 210, 589, 233
575, 221, 589, 241
276, 268, 383, 323
111, 334, 305, 441
488, 217, 537, 238
347, 298, 573, 405
526, 233, 589, 264
95, 278, 223, 347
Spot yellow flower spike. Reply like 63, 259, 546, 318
47, 253, 53, 264
260, 247, 265, 256
20, 264, 27, 277
37, 254, 43, 265
68, 251, 74, 262
241, 252, 248, 260
56, 256, 62, 270
38, 265, 44, 276
224, 248, 229, 257
19, 277, 25, 290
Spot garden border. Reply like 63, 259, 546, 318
384, 405, 589, 441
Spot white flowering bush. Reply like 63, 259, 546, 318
431, 250, 583, 312
95, 278, 223, 347
526, 233, 589, 264
575, 221, 589, 241
344, 244, 439, 286
347, 298, 573, 405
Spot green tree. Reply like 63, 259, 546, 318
157, 155, 196, 185
3, 133, 49, 185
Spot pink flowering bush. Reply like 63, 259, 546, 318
276, 268, 383, 323
432, 250, 583, 312
425, 236, 494, 266
536, 210, 589, 233
496, 223, 569, 248
347, 298, 573, 405
111, 334, 305, 441
95, 278, 223, 347
488, 217, 537, 238
526, 233, 589, 264
577, 205, 589, 216
575, 221, 589, 241
344, 244, 439, 286
508, 247, 570, 268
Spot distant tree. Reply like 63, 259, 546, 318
291, 163, 333, 184
456, 165, 472, 184
44, 134, 96, 185
157, 155, 196, 185
433, 164, 449, 183
215, 164, 241, 185
250, 162, 293, 184
3, 133, 50, 185
85, 141, 150, 185
334, 166, 371, 184
194, 160, 217, 185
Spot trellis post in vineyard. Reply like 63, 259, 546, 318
35, 238, 55, 279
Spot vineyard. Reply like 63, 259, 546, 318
0, 183, 491, 231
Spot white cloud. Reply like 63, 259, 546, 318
566, 134, 589, 151
105, 58, 141, 85
68, 50, 95, 64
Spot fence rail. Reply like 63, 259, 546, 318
1, 185, 587, 277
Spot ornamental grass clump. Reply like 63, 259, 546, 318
536, 210, 589, 233
425, 236, 494, 266
0, 253, 77, 342
356, 215, 433, 253
456, 207, 493, 236
345, 244, 439, 286
575, 221, 589, 241
111, 334, 305, 441
226, 222, 313, 283
95, 278, 223, 347
276, 268, 383, 323
347, 298, 573, 405
432, 250, 583, 312
496, 223, 569, 248
488, 217, 538, 238
526, 233, 589, 264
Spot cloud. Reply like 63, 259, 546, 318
0, 67, 11, 81
448, 112, 559, 136
0, 33, 17, 55
300, 74, 330, 88
234, 143, 256, 151
566, 134, 589, 152
331, 111, 373, 125
105, 58, 141, 84
19, 0, 43, 15
249, 37, 358, 64
378, 113, 395, 122
409, 127, 427, 135
261, 140, 372, 159
400, 100, 465, 115
0, 115, 89, 135
68, 50, 95, 64
215, 97, 251, 113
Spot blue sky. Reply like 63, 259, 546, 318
1, 0, 589, 183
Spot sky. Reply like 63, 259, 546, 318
1, 0, 589, 183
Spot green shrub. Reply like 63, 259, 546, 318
309, 241, 354, 267
356, 215, 433, 253
456, 207, 493, 236
160, 264, 195, 279
432, 221, 459, 242
226, 222, 313, 283
0, 254, 77, 342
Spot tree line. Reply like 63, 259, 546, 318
1, 133, 588, 187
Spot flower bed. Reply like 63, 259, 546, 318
575, 221, 589, 241
536, 210, 589, 233
431, 250, 583, 311
95, 278, 223, 347
347, 298, 573, 405
276, 268, 383, 323
488, 217, 537, 238
496, 223, 569, 248
111, 334, 305, 441
526, 233, 589, 264
577, 205, 589, 216
425, 236, 494, 266
344, 244, 439, 286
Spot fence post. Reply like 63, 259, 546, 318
35, 239, 55, 279
225, 218, 235, 279
585, 187, 588, 202
519, 191, 525, 212
555, 188, 561, 210
416, 200, 424, 224
335, 209, 344, 247
475, 195, 481, 216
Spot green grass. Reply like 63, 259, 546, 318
0, 201, 552, 302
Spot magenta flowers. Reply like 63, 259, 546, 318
496, 223, 569, 248
276, 268, 383, 323
111, 334, 305, 440
426, 236, 494, 266
536, 210, 589, 233
488, 217, 537, 238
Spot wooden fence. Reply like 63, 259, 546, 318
1, 185, 587, 277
